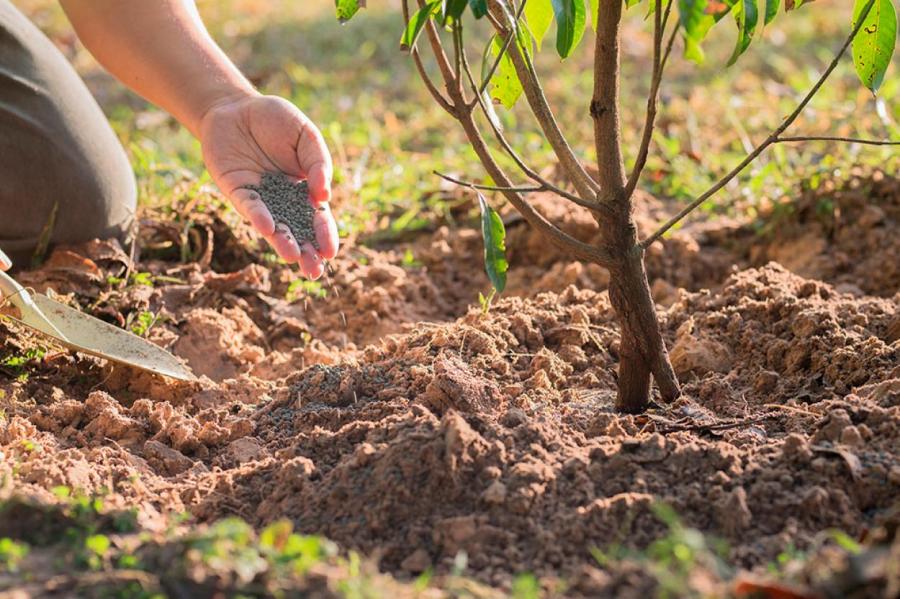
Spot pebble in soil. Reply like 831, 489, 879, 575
244, 172, 320, 250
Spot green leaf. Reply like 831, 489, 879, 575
678, 0, 715, 63
525, 0, 554, 50
590, 0, 599, 30
401, 1, 441, 51
764, 0, 779, 25
443, 0, 469, 23
551, 0, 587, 58
677, 0, 733, 63
468, 0, 488, 18
727, 0, 759, 65
488, 35, 524, 108
851, 0, 897, 93
477, 194, 508, 293
335, 0, 363, 22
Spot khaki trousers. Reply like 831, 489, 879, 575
0, 0, 135, 267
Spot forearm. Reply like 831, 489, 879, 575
59, 0, 255, 137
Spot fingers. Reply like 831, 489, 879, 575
298, 242, 325, 280
306, 160, 332, 207
0, 248, 11, 271
230, 188, 276, 237
314, 205, 339, 260
267, 224, 303, 263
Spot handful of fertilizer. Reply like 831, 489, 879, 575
244, 172, 320, 250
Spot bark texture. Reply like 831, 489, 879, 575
592, 0, 680, 412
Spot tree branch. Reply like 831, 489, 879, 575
774, 135, 900, 146
418, 0, 466, 107
591, 0, 627, 200
624, 0, 670, 200
489, 1, 600, 199
407, 6, 613, 266
455, 22, 603, 215
401, 0, 454, 113
456, 112, 615, 266
641, 0, 879, 249
435, 170, 543, 193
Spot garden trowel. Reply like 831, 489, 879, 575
0, 249, 195, 381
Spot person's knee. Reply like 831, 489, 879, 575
0, 0, 136, 255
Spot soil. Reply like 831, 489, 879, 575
1, 173, 898, 596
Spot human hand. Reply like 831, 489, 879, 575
0, 248, 11, 272
198, 93, 338, 279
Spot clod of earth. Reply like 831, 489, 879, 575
244, 172, 319, 250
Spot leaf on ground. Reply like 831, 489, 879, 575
810, 444, 863, 481
733, 577, 818, 599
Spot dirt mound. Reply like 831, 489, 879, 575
151, 265, 896, 590
747, 172, 900, 298
2, 178, 899, 595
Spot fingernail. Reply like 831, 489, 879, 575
0, 248, 11, 270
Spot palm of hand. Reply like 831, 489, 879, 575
198, 94, 338, 279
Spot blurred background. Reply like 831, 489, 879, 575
14, 0, 899, 244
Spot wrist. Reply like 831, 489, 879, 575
192, 85, 259, 138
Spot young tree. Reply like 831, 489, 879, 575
336, 0, 898, 413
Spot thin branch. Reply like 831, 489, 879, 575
624, 0, 668, 199
456, 23, 603, 214
660, 17, 679, 70
401, 0, 454, 113
419, 0, 466, 106
591, 0, 627, 197
641, 0, 879, 249
435, 170, 543, 193
774, 135, 900, 146
477, 35, 513, 99
452, 18, 465, 98
474, 0, 527, 101
409, 5, 614, 266
490, 2, 601, 199
435, 170, 601, 215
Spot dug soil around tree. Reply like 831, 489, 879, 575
1, 174, 898, 596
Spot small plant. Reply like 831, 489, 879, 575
0, 538, 29, 573
336, 0, 897, 412
82, 533, 111, 570
511, 573, 541, 599
286, 278, 328, 301
591, 502, 730, 598
127, 310, 160, 337
1, 346, 46, 381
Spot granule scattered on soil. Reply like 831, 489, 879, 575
244, 172, 319, 250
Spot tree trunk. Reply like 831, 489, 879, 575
598, 201, 680, 412
592, 0, 680, 412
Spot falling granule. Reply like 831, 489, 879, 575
244, 172, 320, 250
